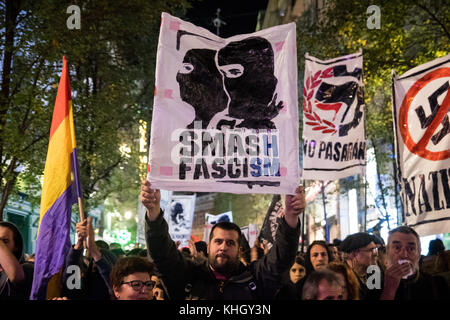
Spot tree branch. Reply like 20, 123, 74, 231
0, 156, 19, 220
414, 1, 450, 40
87, 157, 123, 194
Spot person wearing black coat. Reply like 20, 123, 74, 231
140, 181, 304, 300
293, 240, 334, 299
61, 217, 116, 300
381, 226, 449, 300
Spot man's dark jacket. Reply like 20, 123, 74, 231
393, 271, 449, 300
145, 210, 300, 300
61, 247, 113, 300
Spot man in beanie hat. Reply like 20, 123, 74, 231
340, 232, 380, 300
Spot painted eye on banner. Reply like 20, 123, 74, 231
219, 64, 244, 78
179, 63, 194, 74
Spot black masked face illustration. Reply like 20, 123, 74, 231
170, 202, 184, 224
176, 49, 228, 129
217, 37, 283, 129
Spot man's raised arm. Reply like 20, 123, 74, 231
284, 186, 306, 228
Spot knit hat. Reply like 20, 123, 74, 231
340, 232, 375, 253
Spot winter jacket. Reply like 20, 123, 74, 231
145, 210, 300, 300
61, 246, 113, 300
393, 271, 449, 300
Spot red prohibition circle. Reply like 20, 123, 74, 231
398, 67, 450, 161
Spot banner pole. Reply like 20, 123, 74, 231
301, 180, 306, 253
321, 181, 329, 243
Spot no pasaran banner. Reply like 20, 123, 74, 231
393, 54, 450, 236
301, 52, 366, 180
148, 12, 299, 195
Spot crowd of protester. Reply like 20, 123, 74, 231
0, 181, 449, 300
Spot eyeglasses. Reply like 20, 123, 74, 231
358, 247, 377, 254
121, 280, 156, 291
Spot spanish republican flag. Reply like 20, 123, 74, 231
30, 56, 82, 300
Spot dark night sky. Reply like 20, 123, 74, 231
183, 0, 269, 38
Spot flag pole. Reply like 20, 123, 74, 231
301, 180, 306, 253
65, 55, 85, 222
78, 198, 85, 221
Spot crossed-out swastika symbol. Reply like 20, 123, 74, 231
399, 68, 450, 161
415, 81, 450, 145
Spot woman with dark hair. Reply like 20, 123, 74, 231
304, 240, 333, 274
275, 255, 306, 299
110, 256, 155, 300
294, 240, 333, 299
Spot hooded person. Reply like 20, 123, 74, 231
276, 255, 306, 300
176, 48, 228, 129
0, 221, 34, 299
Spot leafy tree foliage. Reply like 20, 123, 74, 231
295, 0, 448, 227
0, 0, 191, 219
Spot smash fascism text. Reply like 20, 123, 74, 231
171, 129, 281, 180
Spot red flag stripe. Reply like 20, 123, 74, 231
49, 56, 72, 140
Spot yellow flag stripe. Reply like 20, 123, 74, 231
39, 114, 73, 222
68, 100, 77, 149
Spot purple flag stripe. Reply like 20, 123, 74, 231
71, 148, 83, 199
30, 185, 73, 300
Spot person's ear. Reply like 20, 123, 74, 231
113, 286, 120, 299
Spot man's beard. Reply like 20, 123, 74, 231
209, 253, 240, 275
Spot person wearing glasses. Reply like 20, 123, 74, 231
380, 226, 449, 300
110, 256, 155, 300
340, 232, 380, 300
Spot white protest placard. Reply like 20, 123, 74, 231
203, 211, 233, 242
302, 52, 366, 180
393, 54, 450, 236
164, 194, 196, 247
148, 12, 299, 195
